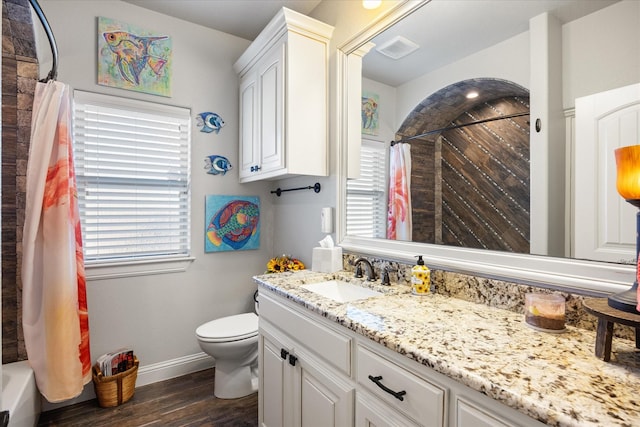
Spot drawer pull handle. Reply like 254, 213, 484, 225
280, 349, 289, 360
368, 375, 406, 401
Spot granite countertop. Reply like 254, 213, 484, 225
254, 270, 640, 427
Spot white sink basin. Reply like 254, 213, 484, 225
300, 280, 382, 303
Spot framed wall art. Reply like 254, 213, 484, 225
362, 90, 379, 136
204, 195, 260, 253
98, 17, 172, 97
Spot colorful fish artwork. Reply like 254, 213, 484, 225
103, 31, 168, 85
205, 196, 260, 252
98, 17, 172, 97
204, 155, 233, 175
361, 91, 380, 136
197, 112, 225, 134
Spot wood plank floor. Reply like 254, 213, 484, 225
37, 369, 258, 427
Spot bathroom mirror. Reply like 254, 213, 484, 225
336, 0, 637, 294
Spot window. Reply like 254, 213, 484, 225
346, 140, 387, 238
73, 91, 191, 264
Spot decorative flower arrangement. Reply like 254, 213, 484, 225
266, 254, 305, 273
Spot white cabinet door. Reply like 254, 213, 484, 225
239, 70, 259, 180
259, 316, 354, 427
257, 41, 285, 177
574, 83, 640, 263
260, 332, 292, 427
298, 354, 354, 427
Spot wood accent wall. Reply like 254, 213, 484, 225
2, 0, 36, 363
395, 78, 530, 254
441, 97, 530, 253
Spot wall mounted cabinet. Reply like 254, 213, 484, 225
233, 8, 334, 183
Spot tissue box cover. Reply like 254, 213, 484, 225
312, 247, 343, 273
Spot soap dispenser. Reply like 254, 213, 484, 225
411, 255, 431, 296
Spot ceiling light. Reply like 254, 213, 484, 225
363, 0, 382, 10
466, 91, 479, 99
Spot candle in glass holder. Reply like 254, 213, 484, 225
524, 293, 566, 332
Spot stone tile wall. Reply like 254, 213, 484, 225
2, 0, 36, 363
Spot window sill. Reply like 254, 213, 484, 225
85, 257, 196, 281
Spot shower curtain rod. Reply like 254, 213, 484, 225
390, 111, 530, 146
29, 0, 58, 82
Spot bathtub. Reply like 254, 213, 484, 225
1, 361, 40, 427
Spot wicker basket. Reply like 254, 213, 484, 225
92, 357, 139, 408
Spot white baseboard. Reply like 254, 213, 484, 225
137, 352, 214, 387
41, 352, 215, 412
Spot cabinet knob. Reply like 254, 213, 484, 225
288, 354, 298, 366
251, 165, 262, 172
368, 375, 407, 401
280, 349, 289, 360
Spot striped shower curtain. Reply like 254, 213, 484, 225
22, 81, 91, 402
387, 143, 412, 240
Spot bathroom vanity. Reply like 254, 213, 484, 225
254, 270, 640, 427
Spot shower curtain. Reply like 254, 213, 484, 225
22, 81, 91, 402
387, 143, 412, 240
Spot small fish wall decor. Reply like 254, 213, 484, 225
98, 17, 172, 97
197, 112, 225, 134
204, 155, 233, 176
205, 195, 260, 253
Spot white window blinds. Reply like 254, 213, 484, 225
346, 140, 387, 238
73, 91, 191, 264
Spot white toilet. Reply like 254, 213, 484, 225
196, 296, 259, 399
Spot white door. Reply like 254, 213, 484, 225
260, 332, 290, 427
574, 83, 640, 263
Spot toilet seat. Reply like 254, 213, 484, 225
196, 312, 258, 343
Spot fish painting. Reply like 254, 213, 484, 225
197, 112, 225, 134
102, 31, 168, 85
206, 200, 259, 250
204, 155, 233, 176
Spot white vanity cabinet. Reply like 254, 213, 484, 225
258, 286, 547, 427
233, 8, 334, 183
258, 292, 354, 427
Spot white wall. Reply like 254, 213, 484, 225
563, 0, 640, 110
36, 0, 274, 404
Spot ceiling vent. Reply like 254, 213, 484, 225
375, 36, 420, 60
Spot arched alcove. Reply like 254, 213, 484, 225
395, 78, 530, 253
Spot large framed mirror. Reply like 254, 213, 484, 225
336, 0, 638, 295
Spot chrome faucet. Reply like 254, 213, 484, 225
353, 257, 376, 281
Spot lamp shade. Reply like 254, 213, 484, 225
615, 145, 640, 201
